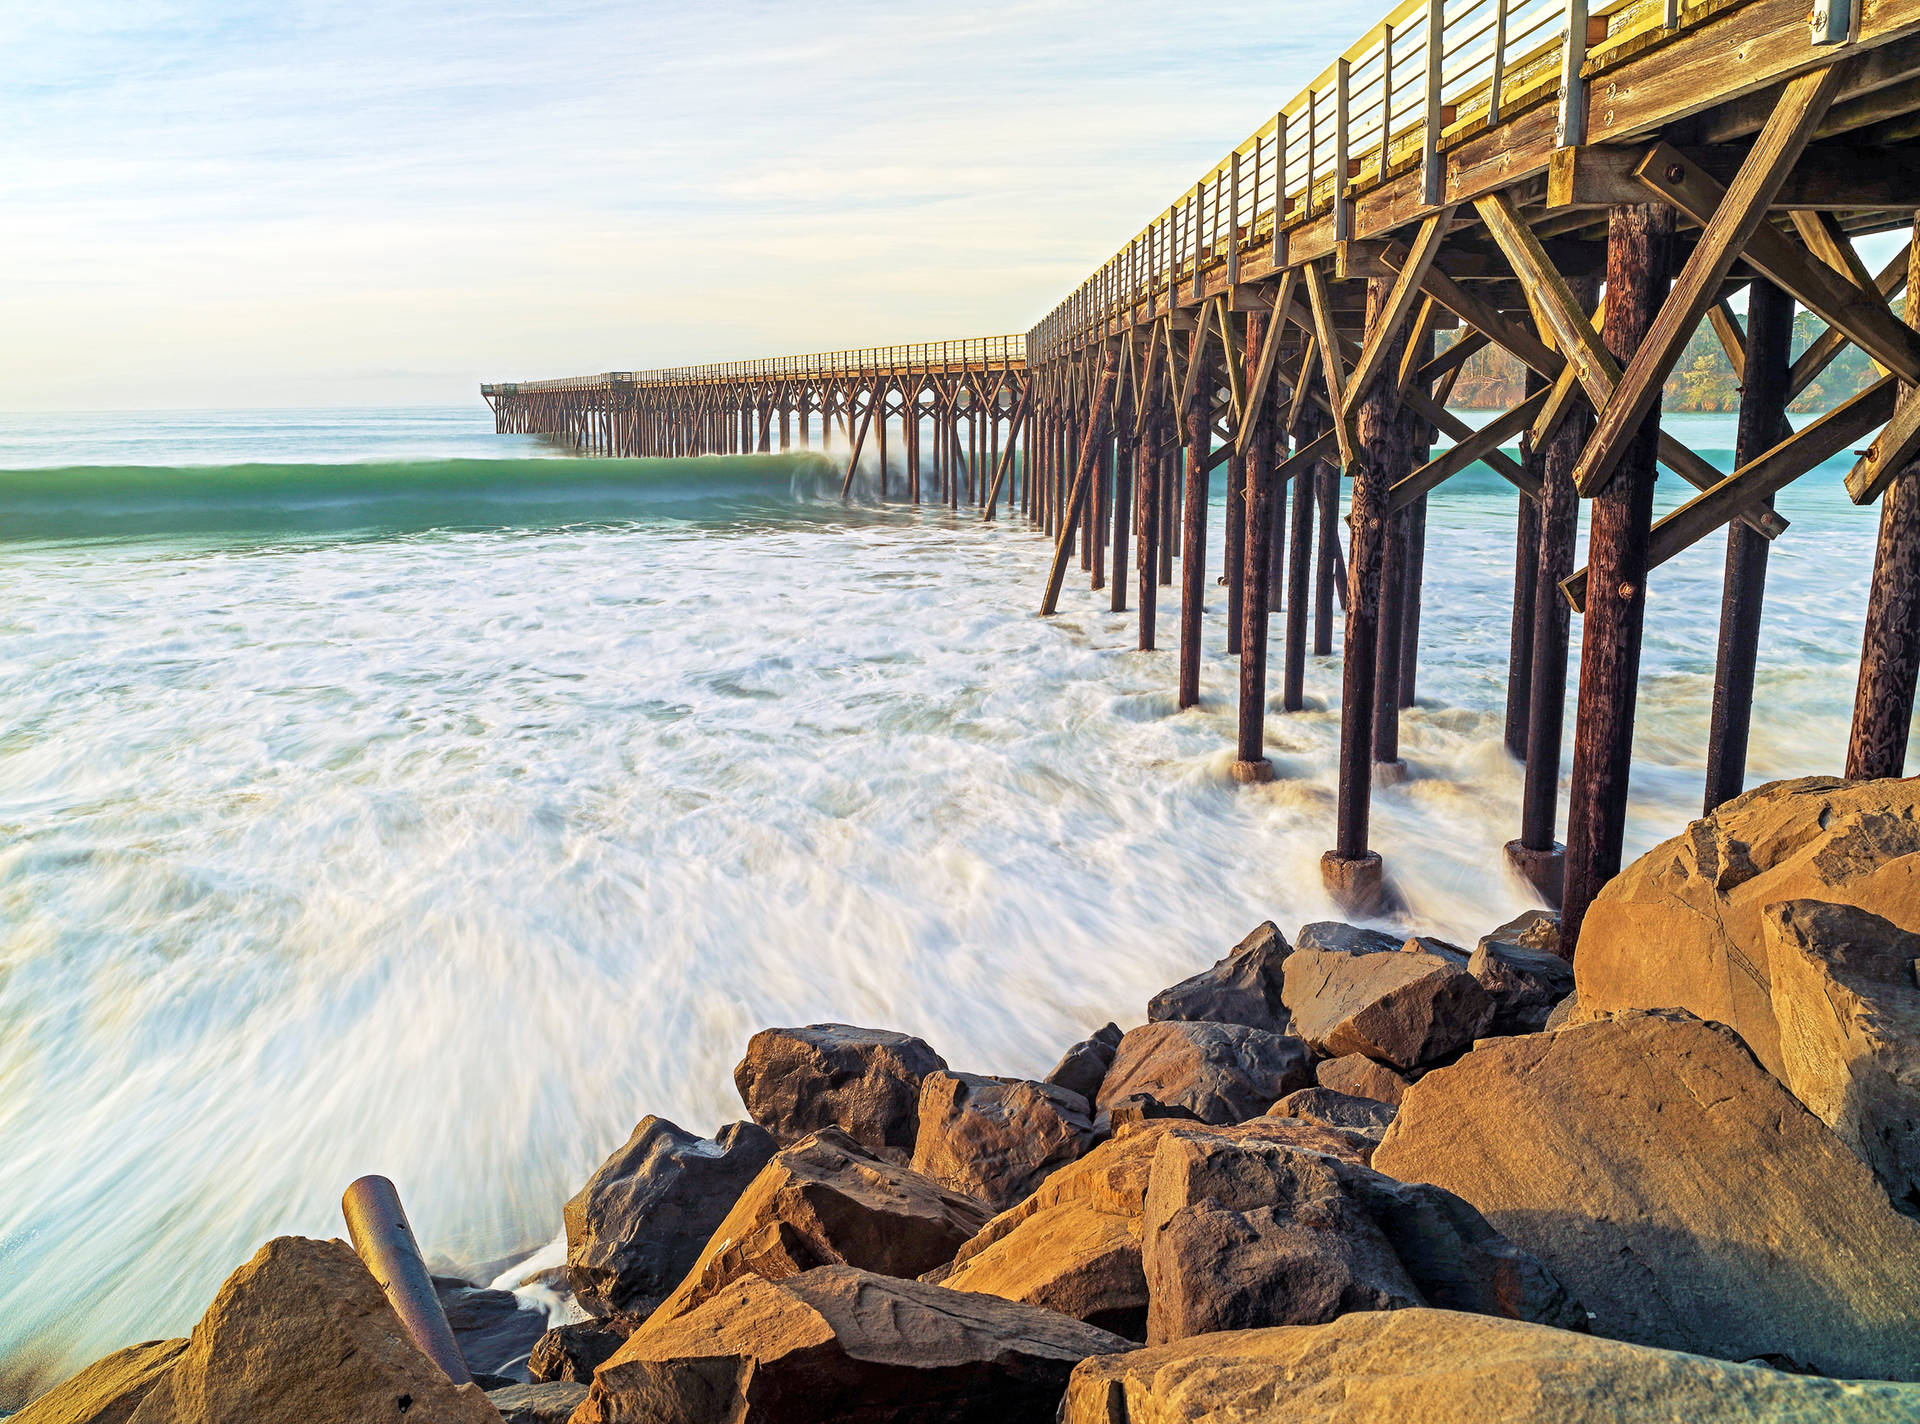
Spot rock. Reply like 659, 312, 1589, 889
486, 1381, 588, 1424
1092, 1093, 1204, 1135
576, 1265, 1131, 1424
1044, 1023, 1123, 1101
929, 1118, 1377, 1341
1295, 920, 1402, 957
1574, 775, 1920, 1208
563, 1115, 776, 1317
1470, 911, 1573, 1034
1543, 991, 1579, 1030
1372, 1011, 1920, 1379
1314, 1052, 1412, 1106
123, 1236, 501, 1424
528, 1317, 639, 1384
1282, 926, 1495, 1069
734, 1024, 946, 1164
1268, 1087, 1396, 1135
650, 1127, 989, 1322
11, 1339, 186, 1424
1763, 900, 1920, 1212
912, 1071, 1097, 1213
1096, 1021, 1312, 1125
1147, 923, 1292, 1032
1058, 1308, 1920, 1424
434, 1278, 548, 1381
1141, 1129, 1580, 1344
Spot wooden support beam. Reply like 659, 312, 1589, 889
1561, 352, 1899, 610
1341, 209, 1454, 421
1788, 240, 1910, 398
1040, 346, 1122, 615
1575, 64, 1845, 496
1388, 386, 1553, 510
1236, 270, 1299, 456
1632, 140, 1920, 388
1550, 140, 1920, 210
1304, 262, 1358, 470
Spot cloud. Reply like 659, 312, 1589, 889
0, 1, 1361, 409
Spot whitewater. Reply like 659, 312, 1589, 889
0, 403, 1882, 1405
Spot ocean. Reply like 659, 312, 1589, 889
0, 402, 1880, 1404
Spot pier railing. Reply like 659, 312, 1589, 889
482, 336, 1026, 396
1029, 0, 1718, 359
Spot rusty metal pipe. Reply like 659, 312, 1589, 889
341, 1174, 473, 1385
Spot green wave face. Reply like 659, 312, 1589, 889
0, 453, 841, 542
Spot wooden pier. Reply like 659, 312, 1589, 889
482, 339, 1032, 513
486, 0, 1920, 952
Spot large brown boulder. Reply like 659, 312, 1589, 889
1059, 1309, 1920, 1424
1096, 1021, 1311, 1125
563, 1115, 776, 1317
912, 1072, 1097, 1213
1147, 923, 1292, 1032
1282, 924, 1494, 1069
576, 1265, 1131, 1424
1043, 1023, 1123, 1101
123, 1236, 501, 1423
1140, 1128, 1580, 1344
928, 1118, 1377, 1340
1574, 775, 1920, 1208
651, 1127, 988, 1322
734, 1024, 947, 1163
1372, 1011, 1920, 1378
12, 1340, 185, 1424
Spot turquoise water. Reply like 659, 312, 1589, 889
0, 402, 1882, 1406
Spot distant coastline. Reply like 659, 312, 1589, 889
1441, 312, 1877, 414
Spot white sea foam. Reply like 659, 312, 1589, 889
0, 406, 1878, 1403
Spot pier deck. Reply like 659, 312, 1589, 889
484, 0, 1920, 949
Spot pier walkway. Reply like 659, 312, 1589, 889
485, 0, 1920, 949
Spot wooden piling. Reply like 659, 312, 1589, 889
1178, 330, 1212, 709
1563, 203, 1676, 952
1703, 279, 1793, 813
1235, 310, 1277, 782
1848, 229, 1920, 781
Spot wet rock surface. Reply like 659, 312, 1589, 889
563, 1115, 776, 1317
1373, 1010, 1920, 1379
734, 1024, 947, 1164
576, 1264, 1131, 1424
1096, 1021, 1313, 1125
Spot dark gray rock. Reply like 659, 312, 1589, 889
735, 1024, 947, 1164
1147, 923, 1292, 1033
528, 1316, 640, 1383
563, 1115, 776, 1317
1097, 1021, 1313, 1126
1269, 1086, 1397, 1135
431, 1278, 548, 1382
1044, 1023, 1124, 1101
1471, 912, 1573, 1034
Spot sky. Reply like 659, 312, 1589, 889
0, 1, 1363, 411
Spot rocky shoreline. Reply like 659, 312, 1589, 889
15, 775, 1920, 1423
